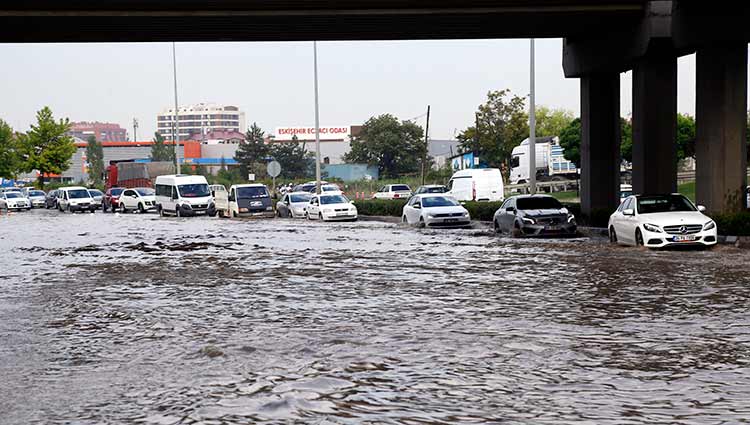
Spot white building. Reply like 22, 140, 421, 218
272, 125, 357, 165
157, 103, 246, 141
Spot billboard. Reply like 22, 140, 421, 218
274, 126, 350, 141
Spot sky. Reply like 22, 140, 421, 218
0, 39, 742, 141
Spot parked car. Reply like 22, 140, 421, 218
306, 193, 357, 221
87, 189, 104, 210
413, 185, 449, 195
608, 194, 717, 248
119, 187, 157, 213
402, 194, 471, 228
214, 183, 274, 218
372, 184, 412, 200
45, 190, 59, 209
56, 186, 96, 213
306, 184, 342, 194
27, 190, 47, 208
447, 168, 504, 202
155, 175, 216, 217
0, 191, 31, 211
102, 187, 125, 213
276, 192, 313, 218
493, 195, 577, 237
292, 181, 329, 193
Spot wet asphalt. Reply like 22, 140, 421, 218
1, 208, 750, 424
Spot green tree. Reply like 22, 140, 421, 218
0, 119, 21, 180
535, 106, 575, 138
235, 122, 269, 178
149, 132, 176, 163
558, 118, 582, 167
457, 89, 529, 173
676, 113, 696, 160
17, 107, 76, 189
343, 114, 425, 178
269, 135, 315, 179
621, 118, 633, 163
85, 135, 104, 185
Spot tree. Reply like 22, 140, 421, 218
676, 113, 696, 161
17, 107, 76, 189
235, 122, 269, 178
558, 118, 582, 167
149, 131, 175, 163
457, 89, 529, 173
0, 119, 21, 180
535, 106, 575, 138
343, 114, 425, 178
85, 135, 104, 186
269, 135, 315, 179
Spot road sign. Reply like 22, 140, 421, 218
267, 161, 281, 178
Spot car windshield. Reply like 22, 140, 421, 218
237, 186, 269, 198
516, 197, 563, 210
320, 195, 349, 205
68, 189, 91, 199
637, 195, 696, 214
290, 194, 312, 203
392, 185, 411, 192
321, 186, 339, 192
421, 196, 459, 207
88, 190, 103, 196
178, 184, 210, 198
420, 186, 447, 193
29, 191, 45, 197
5, 192, 21, 199
135, 188, 154, 196
111, 188, 124, 196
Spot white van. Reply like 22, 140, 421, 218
56, 186, 96, 213
446, 168, 504, 202
155, 174, 216, 217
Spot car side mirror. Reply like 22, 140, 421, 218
460, 202, 466, 206
697, 205, 706, 212
211, 191, 215, 197
413, 204, 421, 209
506, 207, 515, 213
623, 208, 634, 216
349, 200, 355, 204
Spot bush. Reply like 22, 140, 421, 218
351, 199, 408, 217
713, 211, 750, 236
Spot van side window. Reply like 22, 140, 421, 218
171, 186, 178, 199
447, 180, 453, 191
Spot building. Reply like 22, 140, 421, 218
157, 103, 246, 141
429, 139, 461, 169
270, 125, 361, 165
68, 122, 128, 142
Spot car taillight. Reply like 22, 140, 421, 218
394, 194, 399, 198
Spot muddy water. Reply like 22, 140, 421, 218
1, 209, 750, 424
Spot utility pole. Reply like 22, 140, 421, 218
529, 38, 536, 195
313, 41, 322, 194
132, 118, 138, 142
172, 42, 182, 174
421, 105, 431, 186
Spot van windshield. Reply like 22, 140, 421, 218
68, 189, 91, 199
237, 186, 269, 198
178, 184, 210, 198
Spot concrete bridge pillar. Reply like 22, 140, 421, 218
580, 73, 621, 217
632, 49, 678, 195
695, 44, 748, 213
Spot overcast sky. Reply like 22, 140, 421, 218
0, 39, 742, 141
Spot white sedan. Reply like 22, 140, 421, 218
276, 192, 313, 218
306, 194, 358, 221
608, 194, 717, 248
0, 191, 31, 211
119, 187, 157, 213
402, 194, 471, 228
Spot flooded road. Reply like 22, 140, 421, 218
2, 209, 750, 424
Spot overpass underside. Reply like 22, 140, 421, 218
1, 1, 749, 214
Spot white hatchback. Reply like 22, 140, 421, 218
306, 193, 358, 221
402, 194, 471, 228
119, 187, 157, 213
608, 194, 717, 248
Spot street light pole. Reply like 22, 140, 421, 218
172, 42, 182, 174
313, 41, 322, 194
529, 38, 536, 195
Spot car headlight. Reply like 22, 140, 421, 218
427, 214, 435, 219
703, 221, 716, 231
643, 223, 662, 233
265, 206, 273, 211
522, 217, 535, 224
567, 214, 576, 223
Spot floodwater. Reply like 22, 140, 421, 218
1, 209, 750, 424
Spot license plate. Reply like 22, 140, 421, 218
240, 208, 248, 212
673, 235, 697, 242
548, 225, 560, 231
337, 213, 349, 216
445, 218, 459, 223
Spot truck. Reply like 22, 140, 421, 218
105, 160, 175, 189
509, 136, 578, 185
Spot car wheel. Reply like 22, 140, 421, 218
158, 205, 165, 217
609, 227, 618, 244
511, 222, 522, 238
218, 210, 225, 218
418, 217, 425, 228
138, 203, 145, 213
319, 212, 323, 221
111, 204, 117, 213
120, 203, 127, 214
176, 206, 182, 218
402, 215, 407, 224
67, 204, 72, 213
636, 229, 644, 246
494, 220, 501, 234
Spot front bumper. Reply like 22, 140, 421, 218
424, 216, 471, 228
69, 203, 95, 212
641, 227, 718, 248
237, 209, 275, 218
178, 204, 216, 216
30, 199, 46, 208
321, 211, 358, 221
520, 222, 578, 236
6, 203, 29, 210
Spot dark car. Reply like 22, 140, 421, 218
44, 190, 59, 209
493, 194, 577, 237
102, 187, 125, 213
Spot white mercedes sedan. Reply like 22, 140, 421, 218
402, 194, 471, 229
608, 194, 717, 248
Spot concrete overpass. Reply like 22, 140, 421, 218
1, 1, 748, 214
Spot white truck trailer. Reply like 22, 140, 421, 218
509, 136, 578, 185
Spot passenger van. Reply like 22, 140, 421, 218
446, 168, 505, 202
155, 174, 216, 217
56, 186, 96, 213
